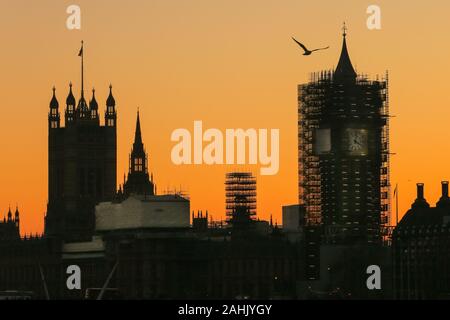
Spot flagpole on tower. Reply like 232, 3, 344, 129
79, 40, 84, 98
395, 183, 399, 225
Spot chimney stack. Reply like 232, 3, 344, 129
437, 181, 450, 208
442, 181, 449, 198
417, 183, 424, 199
412, 183, 430, 209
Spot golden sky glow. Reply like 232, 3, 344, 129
1, 0, 450, 234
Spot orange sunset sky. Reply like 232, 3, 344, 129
1, 0, 450, 235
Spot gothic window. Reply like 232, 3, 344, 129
134, 158, 143, 172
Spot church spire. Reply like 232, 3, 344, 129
134, 109, 143, 147
89, 88, 99, 123
105, 84, 116, 127
49, 86, 60, 129
123, 109, 155, 197
334, 22, 357, 82
14, 205, 19, 229
106, 84, 115, 107
66, 82, 75, 105
130, 109, 145, 170
50, 86, 59, 108
65, 82, 76, 125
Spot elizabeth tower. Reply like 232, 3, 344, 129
298, 28, 390, 246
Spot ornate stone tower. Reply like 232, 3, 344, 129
122, 111, 155, 197
45, 42, 117, 241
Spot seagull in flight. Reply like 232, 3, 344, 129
292, 37, 329, 56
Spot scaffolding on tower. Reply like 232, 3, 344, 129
380, 71, 393, 244
225, 172, 257, 228
298, 69, 392, 244
298, 71, 333, 226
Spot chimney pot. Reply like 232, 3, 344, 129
442, 181, 449, 198
417, 183, 425, 199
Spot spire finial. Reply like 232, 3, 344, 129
334, 22, 357, 81
106, 83, 115, 107
342, 22, 347, 38
134, 109, 143, 145
50, 86, 60, 108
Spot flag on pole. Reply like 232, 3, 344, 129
78, 42, 83, 57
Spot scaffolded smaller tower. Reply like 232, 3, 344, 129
225, 172, 257, 228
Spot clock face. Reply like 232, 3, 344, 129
314, 128, 331, 155
345, 128, 368, 156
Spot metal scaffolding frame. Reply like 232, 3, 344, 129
225, 172, 257, 226
298, 70, 391, 243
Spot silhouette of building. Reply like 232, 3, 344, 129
298, 27, 390, 245
282, 205, 305, 232
225, 172, 257, 229
294, 27, 394, 296
112, 231, 302, 299
393, 182, 450, 299
45, 45, 117, 241
0, 207, 20, 241
122, 111, 156, 197
192, 210, 209, 232
0, 37, 401, 300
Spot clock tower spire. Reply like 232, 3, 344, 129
334, 22, 357, 82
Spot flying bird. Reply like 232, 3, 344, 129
292, 37, 329, 56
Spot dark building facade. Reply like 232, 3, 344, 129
114, 232, 303, 299
298, 29, 390, 245
393, 182, 450, 299
45, 78, 117, 241
0, 48, 305, 298
0, 229, 303, 300
0, 207, 20, 241
0, 37, 400, 300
